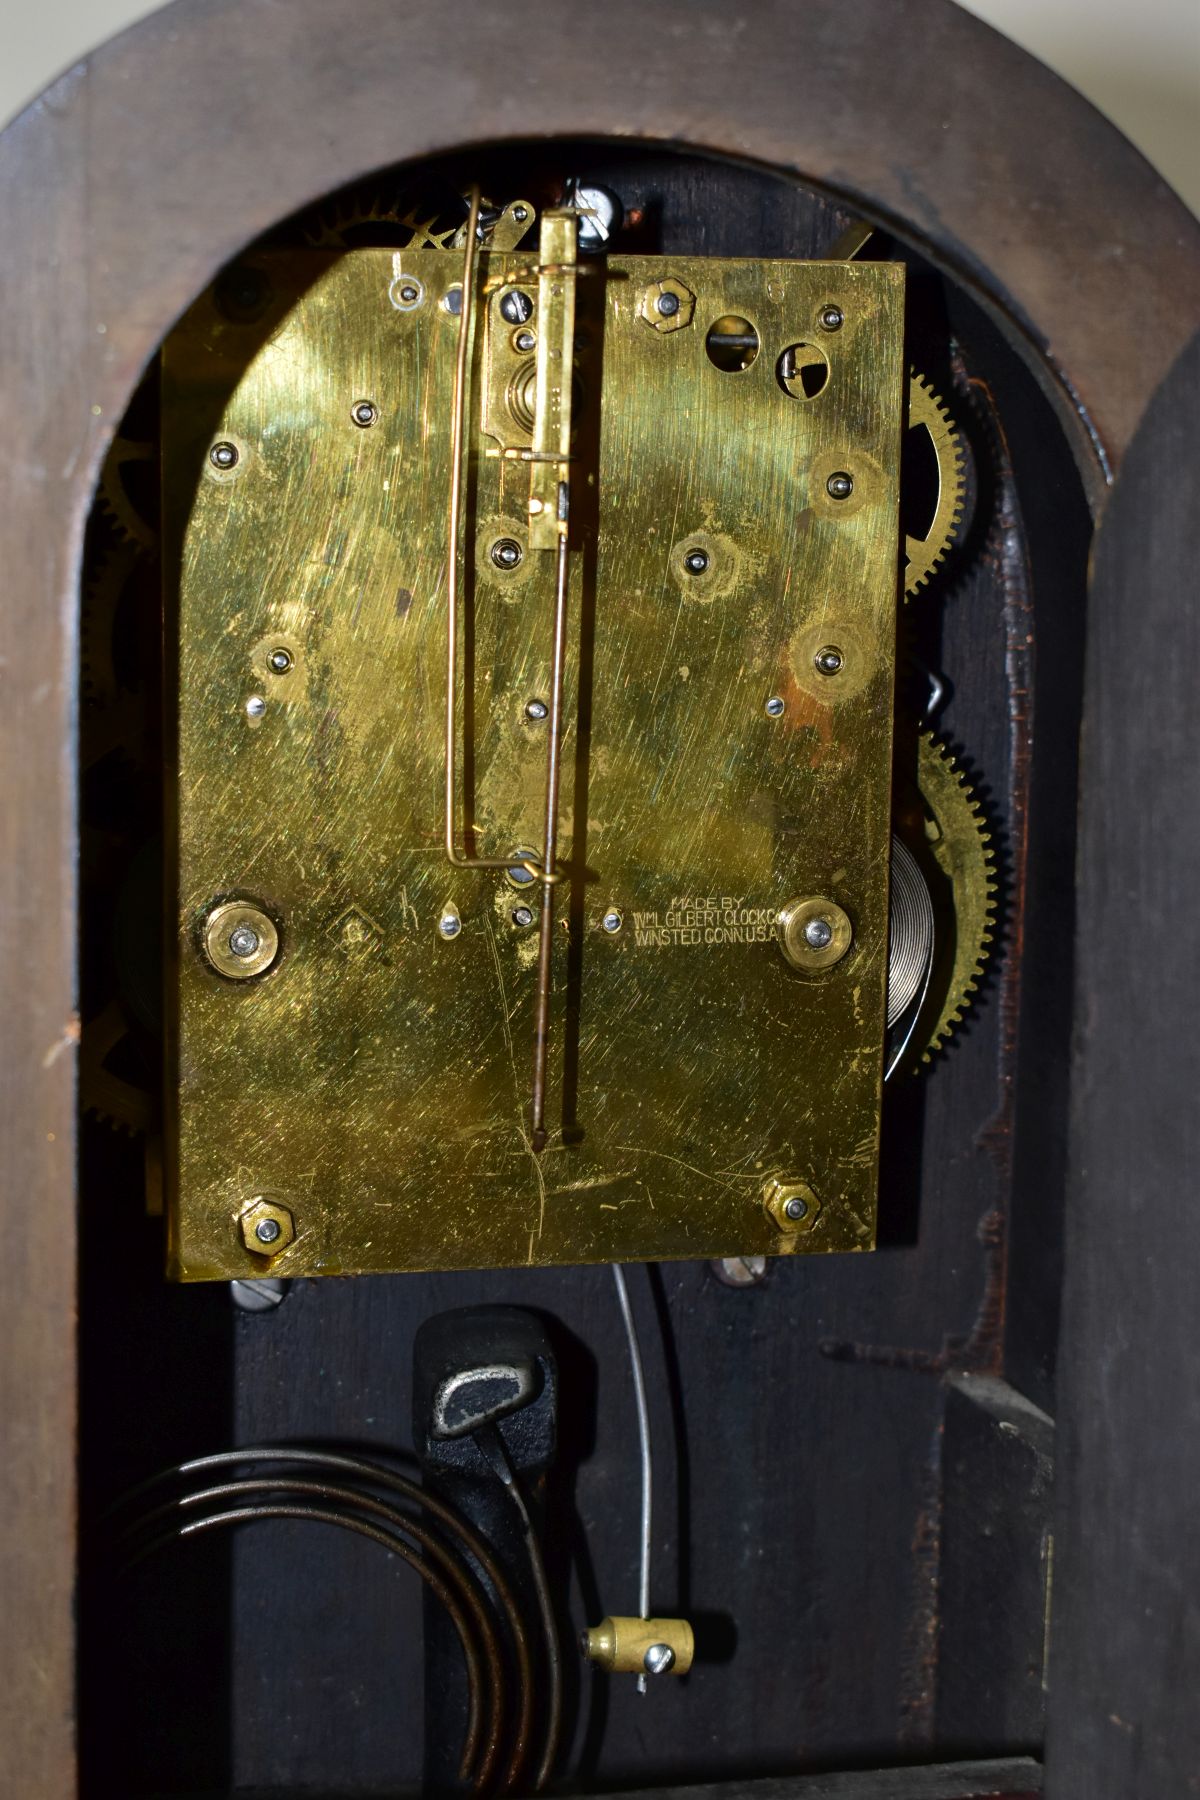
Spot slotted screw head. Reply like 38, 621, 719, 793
500, 289, 534, 324
644, 1643, 676, 1676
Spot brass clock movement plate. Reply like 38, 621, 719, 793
163, 244, 904, 1278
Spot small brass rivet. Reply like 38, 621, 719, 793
390, 276, 424, 311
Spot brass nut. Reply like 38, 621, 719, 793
637, 277, 695, 334
239, 1197, 296, 1257
583, 1615, 694, 1676
203, 901, 279, 980
777, 896, 853, 973
763, 1177, 820, 1234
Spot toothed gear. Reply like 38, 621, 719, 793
905, 371, 965, 599
99, 435, 158, 549
303, 188, 461, 250
912, 732, 997, 1059
79, 998, 156, 1134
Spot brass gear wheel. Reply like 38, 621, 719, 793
905, 371, 965, 599
303, 188, 462, 250
98, 435, 158, 549
906, 731, 997, 1060
80, 998, 156, 1134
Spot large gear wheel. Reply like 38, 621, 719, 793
303, 187, 463, 251
905, 731, 997, 1060
904, 371, 965, 598
98, 435, 158, 550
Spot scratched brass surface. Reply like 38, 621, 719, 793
163, 248, 904, 1279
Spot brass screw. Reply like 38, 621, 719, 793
239, 1197, 296, 1257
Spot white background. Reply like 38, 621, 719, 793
1, 0, 1196, 213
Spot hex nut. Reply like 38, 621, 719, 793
637, 277, 696, 334
763, 1177, 821, 1234
240, 1197, 296, 1257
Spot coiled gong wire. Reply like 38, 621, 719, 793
105, 1444, 561, 1795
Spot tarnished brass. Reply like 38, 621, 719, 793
583, 1616, 695, 1676
163, 244, 904, 1279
